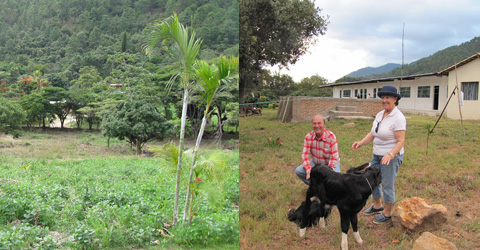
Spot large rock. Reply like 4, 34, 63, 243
412, 232, 458, 250
392, 197, 447, 231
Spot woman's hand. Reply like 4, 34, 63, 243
381, 154, 393, 165
352, 133, 374, 152
351, 141, 362, 151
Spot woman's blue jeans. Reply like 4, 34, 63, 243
370, 154, 404, 203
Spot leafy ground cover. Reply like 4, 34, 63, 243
0, 130, 239, 249
240, 109, 480, 249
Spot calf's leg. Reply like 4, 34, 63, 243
317, 203, 328, 228
299, 188, 313, 237
340, 212, 350, 250
350, 214, 363, 245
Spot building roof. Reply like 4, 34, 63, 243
438, 52, 480, 75
322, 72, 438, 88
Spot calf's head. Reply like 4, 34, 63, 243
365, 166, 382, 186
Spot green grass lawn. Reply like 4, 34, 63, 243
0, 130, 239, 249
240, 109, 480, 249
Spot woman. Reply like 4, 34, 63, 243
351, 85, 406, 224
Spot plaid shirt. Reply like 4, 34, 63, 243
302, 129, 339, 171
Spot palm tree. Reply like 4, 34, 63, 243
143, 13, 202, 225
183, 56, 238, 223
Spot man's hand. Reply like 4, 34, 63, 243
306, 168, 311, 180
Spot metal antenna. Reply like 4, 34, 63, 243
400, 22, 404, 90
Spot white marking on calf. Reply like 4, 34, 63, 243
353, 231, 363, 244
341, 232, 348, 250
299, 228, 306, 238
318, 217, 325, 228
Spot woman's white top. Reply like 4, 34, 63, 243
371, 106, 406, 156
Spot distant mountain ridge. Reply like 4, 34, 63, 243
340, 36, 480, 81
346, 63, 400, 77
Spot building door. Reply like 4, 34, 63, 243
433, 86, 439, 110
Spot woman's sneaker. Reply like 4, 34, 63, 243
373, 213, 392, 224
363, 205, 384, 215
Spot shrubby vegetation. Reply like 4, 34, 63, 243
0, 155, 239, 248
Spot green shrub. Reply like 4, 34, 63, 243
0, 224, 59, 249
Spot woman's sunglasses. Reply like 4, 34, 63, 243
375, 120, 381, 133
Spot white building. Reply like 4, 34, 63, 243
329, 53, 480, 119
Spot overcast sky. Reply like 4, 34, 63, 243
276, 0, 480, 83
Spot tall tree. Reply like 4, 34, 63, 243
183, 56, 238, 223
239, 0, 328, 108
143, 13, 202, 225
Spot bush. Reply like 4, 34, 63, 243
0, 97, 26, 138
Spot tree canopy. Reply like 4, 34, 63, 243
101, 100, 172, 154
0, 97, 26, 138
0, 0, 238, 84
239, 0, 328, 107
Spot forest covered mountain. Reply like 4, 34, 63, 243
0, 0, 239, 84
341, 36, 480, 81
346, 63, 400, 78
386, 36, 480, 76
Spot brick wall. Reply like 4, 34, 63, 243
277, 96, 383, 122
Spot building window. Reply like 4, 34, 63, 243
355, 89, 358, 98
418, 86, 430, 98
373, 88, 377, 98
400, 87, 411, 98
343, 90, 351, 97
462, 82, 479, 100
339, 90, 342, 98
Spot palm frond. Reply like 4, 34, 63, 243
194, 56, 239, 109
194, 151, 227, 181
143, 13, 202, 89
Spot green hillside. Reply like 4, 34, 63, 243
387, 36, 480, 76
0, 0, 239, 84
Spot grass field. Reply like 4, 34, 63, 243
240, 109, 480, 249
0, 129, 239, 249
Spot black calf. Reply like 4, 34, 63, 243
288, 198, 331, 227
298, 163, 381, 250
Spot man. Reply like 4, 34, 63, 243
295, 115, 340, 185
